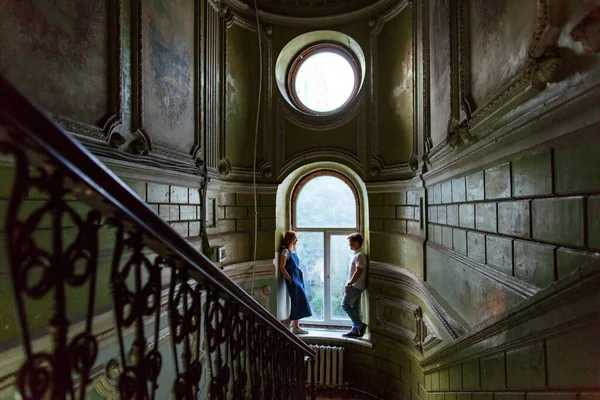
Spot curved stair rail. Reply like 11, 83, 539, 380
0, 75, 316, 399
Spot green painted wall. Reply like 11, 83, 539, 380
377, 8, 414, 165
425, 135, 600, 328
225, 23, 265, 170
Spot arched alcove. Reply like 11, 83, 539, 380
274, 161, 370, 323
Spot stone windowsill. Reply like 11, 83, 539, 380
294, 326, 373, 348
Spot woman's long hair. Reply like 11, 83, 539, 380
281, 230, 297, 251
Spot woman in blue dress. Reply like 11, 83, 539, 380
279, 231, 312, 334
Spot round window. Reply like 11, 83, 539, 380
287, 43, 360, 115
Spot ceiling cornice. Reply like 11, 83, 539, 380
220, 0, 400, 27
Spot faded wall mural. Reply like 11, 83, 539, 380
225, 23, 263, 171
468, 0, 537, 107
0, 0, 109, 126
429, 0, 451, 148
142, 0, 195, 153
377, 8, 414, 166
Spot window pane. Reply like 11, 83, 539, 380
295, 231, 324, 321
330, 234, 353, 321
296, 176, 357, 228
294, 51, 356, 113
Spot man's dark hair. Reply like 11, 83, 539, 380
347, 232, 363, 247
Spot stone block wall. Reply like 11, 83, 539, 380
344, 337, 425, 400
423, 321, 600, 397
206, 189, 276, 262
426, 135, 600, 328
127, 181, 203, 239
369, 187, 426, 279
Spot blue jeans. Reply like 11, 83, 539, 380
342, 286, 365, 331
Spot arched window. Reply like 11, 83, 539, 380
291, 170, 360, 326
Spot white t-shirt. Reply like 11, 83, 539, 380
348, 247, 368, 290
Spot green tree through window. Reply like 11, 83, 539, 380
293, 172, 358, 325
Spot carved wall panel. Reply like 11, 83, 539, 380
0, 0, 122, 141
428, 0, 452, 150
468, 0, 537, 107
460, 0, 564, 137
423, 0, 566, 160
133, 0, 200, 165
251, 285, 272, 310
370, 1, 418, 177
221, 15, 272, 178
374, 291, 442, 353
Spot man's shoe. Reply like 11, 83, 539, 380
358, 323, 367, 337
342, 330, 360, 338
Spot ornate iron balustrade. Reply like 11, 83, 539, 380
0, 75, 316, 399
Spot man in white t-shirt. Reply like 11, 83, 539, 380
341, 232, 368, 338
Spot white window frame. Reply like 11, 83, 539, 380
291, 170, 361, 327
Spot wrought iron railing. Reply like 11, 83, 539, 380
0, 75, 316, 399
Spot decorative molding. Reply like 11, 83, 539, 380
465, 0, 563, 137
375, 291, 421, 342
421, 80, 600, 186
427, 241, 539, 298
145, 326, 172, 351
206, 2, 223, 173
221, 0, 398, 27
370, 230, 426, 247
250, 285, 272, 310
220, 13, 273, 179
421, 262, 600, 369
421, 0, 431, 167
108, 132, 126, 149
92, 359, 121, 400
221, 259, 275, 282
282, 95, 366, 132
422, 314, 442, 350
365, 176, 423, 193
0, 287, 171, 393
52, 0, 122, 143
369, 261, 466, 340
374, 291, 442, 352
445, 0, 461, 147
131, 0, 151, 153
276, 99, 366, 179
369, 157, 411, 178
411, 0, 419, 170
84, 139, 203, 183
425, 137, 453, 165
369, 0, 416, 177
207, 177, 278, 194
279, 148, 365, 181
89, 328, 172, 399
218, 156, 232, 176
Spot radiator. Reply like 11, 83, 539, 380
306, 345, 345, 388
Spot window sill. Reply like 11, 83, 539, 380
295, 326, 372, 348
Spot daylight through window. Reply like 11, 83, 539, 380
292, 171, 360, 326
288, 44, 360, 115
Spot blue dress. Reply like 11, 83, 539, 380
283, 249, 312, 320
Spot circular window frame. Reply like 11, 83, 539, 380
286, 43, 361, 116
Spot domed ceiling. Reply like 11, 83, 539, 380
236, 0, 391, 18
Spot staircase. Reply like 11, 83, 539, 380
0, 75, 316, 399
